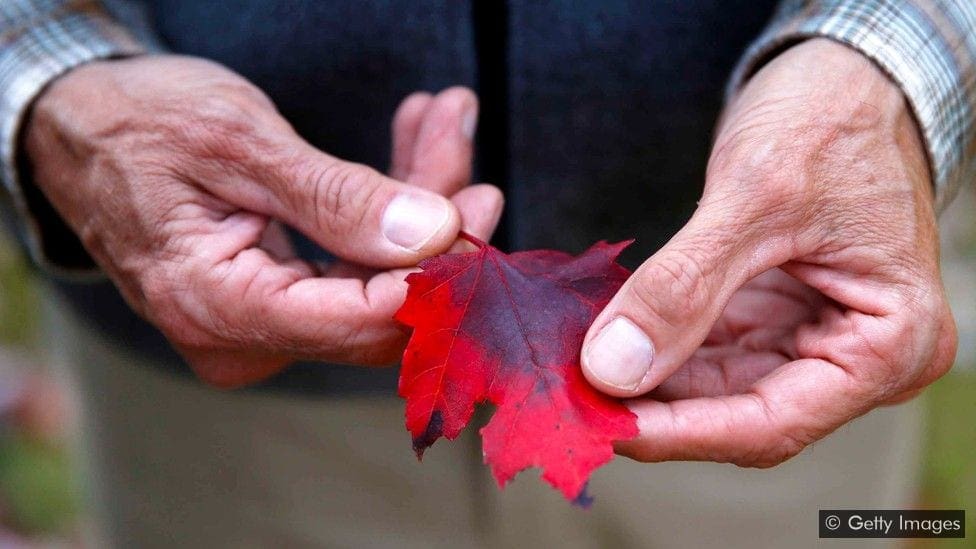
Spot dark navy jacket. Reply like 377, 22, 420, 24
53, 1, 777, 395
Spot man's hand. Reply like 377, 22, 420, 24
581, 39, 957, 466
24, 55, 503, 387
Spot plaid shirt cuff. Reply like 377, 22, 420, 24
729, 0, 976, 213
1, 0, 145, 274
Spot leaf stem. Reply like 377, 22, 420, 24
458, 231, 487, 249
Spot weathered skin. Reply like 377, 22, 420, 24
582, 39, 957, 469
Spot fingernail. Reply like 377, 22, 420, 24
382, 193, 450, 251
461, 107, 478, 140
584, 317, 654, 391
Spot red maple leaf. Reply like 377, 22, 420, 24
395, 232, 639, 504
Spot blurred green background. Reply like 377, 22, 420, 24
0, 189, 973, 544
0, 229, 81, 542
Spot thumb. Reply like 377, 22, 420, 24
581, 208, 787, 397
215, 135, 462, 269
284, 151, 463, 268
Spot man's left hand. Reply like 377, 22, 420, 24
581, 38, 958, 467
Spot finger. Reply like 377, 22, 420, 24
390, 92, 433, 180
581, 208, 791, 397
230, 184, 501, 372
449, 183, 504, 245
209, 140, 463, 268
783, 261, 957, 402
616, 357, 871, 466
618, 275, 951, 465
707, 269, 823, 343
183, 265, 410, 387
649, 346, 790, 401
168, 216, 414, 387
402, 86, 478, 193
258, 220, 296, 260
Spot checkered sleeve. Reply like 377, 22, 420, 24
729, 0, 976, 213
1, 0, 146, 273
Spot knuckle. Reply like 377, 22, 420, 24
191, 93, 254, 130
845, 313, 912, 397
139, 263, 214, 351
631, 247, 710, 326
184, 352, 289, 389
738, 433, 806, 468
867, 286, 957, 392
139, 273, 168, 312
76, 219, 106, 258
327, 321, 366, 358
307, 161, 380, 235
140, 270, 188, 341
208, 81, 277, 113
730, 395, 809, 468
730, 425, 808, 468
929, 302, 958, 380
187, 357, 241, 388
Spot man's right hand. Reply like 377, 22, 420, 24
23, 55, 503, 387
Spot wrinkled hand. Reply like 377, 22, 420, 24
25, 55, 502, 387
581, 39, 957, 466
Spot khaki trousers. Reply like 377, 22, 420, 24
48, 292, 922, 549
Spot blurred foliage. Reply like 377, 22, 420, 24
0, 234, 37, 347
1, 232, 77, 537
921, 372, 976, 511
0, 431, 79, 535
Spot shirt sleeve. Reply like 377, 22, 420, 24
728, 0, 976, 213
1, 0, 147, 275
